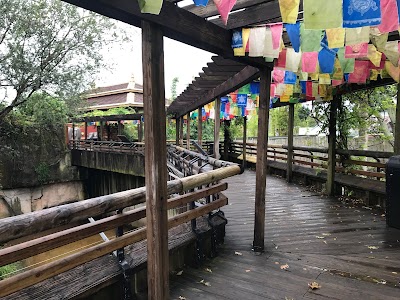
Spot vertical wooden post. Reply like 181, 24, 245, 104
327, 96, 339, 196
138, 119, 143, 142
287, 103, 295, 183
179, 117, 184, 147
242, 116, 247, 168
175, 118, 180, 146
198, 107, 203, 146
118, 121, 123, 135
395, 83, 400, 154
214, 98, 221, 159
253, 68, 271, 252
99, 121, 103, 141
142, 20, 169, 300
72, 122, 76, 141
223, 120, 231, 160
84, 122, 88, 140
186, 113, 191, 150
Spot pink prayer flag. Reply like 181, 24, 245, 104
271, 83, 277, 97
348, 61, 370, 83
270, 23, 283, 50
301, 52, 318, 73
332, 79, 343, 86
345, 43, 368, 58
306, 81, 313, 98
275, 49, 287, 68
378, 0, 399, 33
273, 69, 285, 83
213, 0, 237, 25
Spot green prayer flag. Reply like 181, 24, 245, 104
138, 0, 163, 15
238, 84, 251, 94
300, 23, 323, 52
337, 48, 355, 74
303, 0, 342, 30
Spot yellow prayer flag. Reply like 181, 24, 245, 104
367, 45, 382, 67
319, 74, 331, 85
370, 69, 379, 81
278, 0, 300, 24
234, 28, 250, 56
332, 58, 344, 80
385, 61, 400, 83
310, 73, 319, 81
280, 95, 290, 102
138, 0, 163, 14
326, 28, 345, 48
319, 84, 327, 97
345, 27, 370, 46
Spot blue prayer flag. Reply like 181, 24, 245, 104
300, 81, 307, 94
193, 0, 209, 6
318, 47, 337, 74
237, 94, 247, 107
250, 82, 260, 94
231, 30, 243, 48
285, 22, 301, 53
221, 96, 229, 103
397, 0, 400, 22
343, 0, 381, 28
284, 71, 297, 84
344, 73, 350, 82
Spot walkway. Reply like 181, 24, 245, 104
170, 170, 400, 299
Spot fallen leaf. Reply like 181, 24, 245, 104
275, 262, 280, 265
308, 281, 321, 290
205, 268, 212, 273
235, 251, 243, 256
280, 264, 289, 270
323, 240, 327, 244
245, 269, 251, 273
322, 233, 331, 236
392, 272, 397, 274
367, 246, 379, 250
204, 282, 211, 286
285, 297, 294, 300
367, 256, 375, 259
316, 236, 325, 239
178, 296, 186, 300
176, 270, 183, 276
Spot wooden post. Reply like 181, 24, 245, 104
223, 120, 230, 160
175, 118, 180, 146
287, 104, 295, 182
179, 117, 184, 147
198, 107, 203, 146
142, 20, 169, 300
242, 116, 247, 169
186, 113, 191, 150
118, 121, 123, 135
253, 68, 271, 252
395, 83, 400, 154
138, 120, 143, 142
214, 98, 221, 159
327, 96, 339, 196
72, 122, 75, 141
84, 122, 88, 140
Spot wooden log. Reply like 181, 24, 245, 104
253, 68, 271, 252
214, 98, 221, 159
186, 113, 191, 150
327, 97, 339, 196
0, 196, 228, 298
395, 82, 400, 154
287, 103, 294, 183
0, 183, 227, 267
142, 20, 169, 300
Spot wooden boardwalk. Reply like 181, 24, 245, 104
170, 170, 400, 300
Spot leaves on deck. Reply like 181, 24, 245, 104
367, 246, 379, 250
308, 281, 321, 290
178, 296, 186, 300
316, 236, 325, 239
245, 269, 251, 272
205, 268, 212, 273
199, 279, 211, 286
234, 251, 243, 256
280, 264, 289, 270
176, 270, 183, 276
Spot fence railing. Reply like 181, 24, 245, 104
69, 140, 145, 155
0, 147, 241, 298
228, 141, 390, 181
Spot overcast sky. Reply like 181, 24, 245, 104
96, 22, 213, 99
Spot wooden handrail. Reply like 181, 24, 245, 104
0, 195, 228, 298
0, 183, 227, 267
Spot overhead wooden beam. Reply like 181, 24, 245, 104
207, 63, 245, 72
253, 68, 272, 252
212, 56, 245, 66
203, 67, 238, 76
172, 66, 260, 117
142, 20, 169, 299
62, 0, 268, 68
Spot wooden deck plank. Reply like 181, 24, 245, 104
170, 170, 400, 299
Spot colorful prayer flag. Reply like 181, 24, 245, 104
284, 71, 298, 84
343, 0, 382, 28
319, 74, 331, 85
249, 27, 266, 57
232, 30, 243, 48
348, 60, 370, 83
338, 48, 355, 73
345, 27, 370, 46
270, 23, 283, 50
276, 49, 287, 68
303, 0, 342, 29
301, 52, 318, 73
234, 28, 250, 56
318, 47, 337, 73
370, 27, 388, 51
273, 68, 285, 83
367, 44, 383, 67
300, 24, 324, 52
263, 27, 280, 58
326, 28, 345, 48
138, 0, 163, 14
193, 0, 209, 6
285, 22, 301, 52
378, 0, 399, 33
345, 43, 368, 58
278, 0, 300, 24
213, 0, 237, 25
285, 48, 302, 72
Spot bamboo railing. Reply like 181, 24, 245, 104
0, 147, 241, 298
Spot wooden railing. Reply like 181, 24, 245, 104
69, 140, 145, 155
228, 141, 390, 181
0, 147, 241, 298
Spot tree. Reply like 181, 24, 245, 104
0, 0, 124, 121
171, 77, 179, 101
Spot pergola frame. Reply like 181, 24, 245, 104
61, 1, 400, 299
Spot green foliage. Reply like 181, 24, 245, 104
83, 107, 136, 117
0, 263, 19, 280
122, 123, 138, 141
35, 162, 50, 184
171, 77, 179, 101
0, 0, 126, 120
